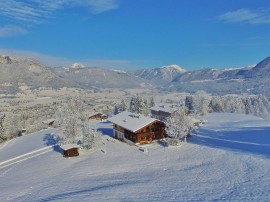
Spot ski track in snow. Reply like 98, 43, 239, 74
0, 146, 53, 169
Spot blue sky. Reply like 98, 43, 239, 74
0, 0, 270, 70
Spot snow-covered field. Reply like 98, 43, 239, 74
1, 113, 270, 201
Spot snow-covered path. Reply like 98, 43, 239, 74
0, 113, 270, 201
0, 128, 57, 162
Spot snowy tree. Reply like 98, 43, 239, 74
209, 96, 225, 113
165, 107, 194, 145
118, 98, 127, 112
129, 97, 136, 113
135, 95, 144, 114
1, 113, 21, 140
129, 95, 147, 115
135, 94, 147, 115
0, 112, 21, 142
185, 95, 194, 114
113, 106, 119, 115
149, 97, 155, 108
193, 91, 211, 116
0, 114, 5, 142
58, 97, 85, 144
57, 96, 101, 149
82, 127, 101, 150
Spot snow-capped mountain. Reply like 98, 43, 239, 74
1, 54, 270, 96
52, 66, 151, 89
166, 57, 270, 95
71, 63, 85, 69
134, 64, 187, 85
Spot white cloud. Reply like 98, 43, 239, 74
0, 0, 119, 25
0, 25, 28, 37
70, 0, 119, 14
219, 8, 270, 25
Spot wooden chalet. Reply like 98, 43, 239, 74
150, 104, 179, 121
108, 111, 166, 145
89, 113, 108, 121
61, 144, 80, 157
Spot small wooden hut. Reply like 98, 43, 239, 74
61, 144, 80, 157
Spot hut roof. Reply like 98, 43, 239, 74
61, 144, 80, 150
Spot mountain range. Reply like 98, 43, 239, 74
0, 55, 270, 96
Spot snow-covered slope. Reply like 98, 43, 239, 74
1, 114, 270, 201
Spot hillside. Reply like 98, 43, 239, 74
1, 113, 270, 201
0, 55, 78, 94
134, 65, 187, 85
52, 67, 151, 89
1, 54, 270, 96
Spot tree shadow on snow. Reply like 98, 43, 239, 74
43, 133, 63, 155
97, 122, 114, 137
191, 126, 270, 158
43, 133, 58, 146
53, 145, 63, 155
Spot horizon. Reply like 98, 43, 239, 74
0, 0, 270, 70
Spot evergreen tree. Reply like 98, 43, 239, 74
119, 98, 127, 112
129, 97, 136, 113
149, 97, 155, 107
135, 94, 145, 114
185, 95, 194, 113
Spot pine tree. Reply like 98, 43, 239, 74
185, 95, 194, 113
119, 98, 127, 112
129, 97, 136, 113
149, 97, 155, 107
135, 95, 145, 114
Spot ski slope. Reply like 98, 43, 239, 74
0, 113, 270, 201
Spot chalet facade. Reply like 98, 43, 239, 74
150, 104, 179, 121
108, 111, 166, 145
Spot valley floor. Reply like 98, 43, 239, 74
0, 113, 270, 201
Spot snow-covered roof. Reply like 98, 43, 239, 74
150, 103, 179, 114
108, 111, 158, 133
42, 119, 55, 124
61, 144, 80, 150
89, 112, 107, 117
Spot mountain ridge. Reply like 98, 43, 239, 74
1, 55, 270, 96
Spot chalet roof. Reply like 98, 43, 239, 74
89, 112, 107, 117
108, 111, 158, 133
42, 119, 55, 124
61, 144, 80, 150
150, 103, 179, 114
